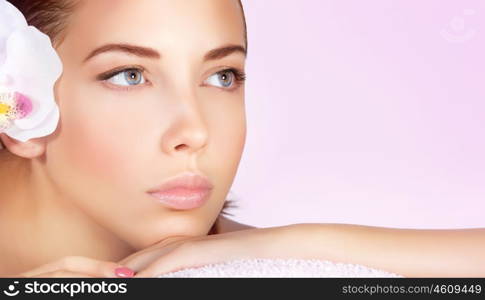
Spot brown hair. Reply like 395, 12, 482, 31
7, 0, 79, 47
5, 0, 246, 231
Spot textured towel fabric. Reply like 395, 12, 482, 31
157, 258, 404, 277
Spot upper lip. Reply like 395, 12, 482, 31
147, 171, 214, 193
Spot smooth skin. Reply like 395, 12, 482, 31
1, 0, 484, 278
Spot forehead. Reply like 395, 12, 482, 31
63, 0, 245, 59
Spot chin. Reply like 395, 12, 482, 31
127, 213, 212, 249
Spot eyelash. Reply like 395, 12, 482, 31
97, 66, 246, 92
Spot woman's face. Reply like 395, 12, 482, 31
48, 0, 247, 249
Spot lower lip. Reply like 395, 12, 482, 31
148, 187, 212, 210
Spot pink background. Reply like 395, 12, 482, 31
231, 0, 485, 229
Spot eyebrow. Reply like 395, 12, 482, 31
83, 43, 246, 63
203, 45, 246, 61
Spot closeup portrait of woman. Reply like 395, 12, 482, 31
0, 0, 256, 277
1, 0, 484, 278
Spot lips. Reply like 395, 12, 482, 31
147, 172, 214, 210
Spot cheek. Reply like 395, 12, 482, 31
53, 93, 136, 183
213, 106, 246, 172
64, 114, 129, 179
209, 117, 246, 209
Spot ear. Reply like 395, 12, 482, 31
0, 133, 46, 158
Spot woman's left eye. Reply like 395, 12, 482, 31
105, 68, 146, 87
205, 68, 246, 90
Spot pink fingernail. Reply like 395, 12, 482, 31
115, 267, 135, 278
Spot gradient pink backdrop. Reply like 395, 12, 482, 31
229, 0, 485, 229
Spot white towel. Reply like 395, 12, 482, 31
157, 258, 403, 277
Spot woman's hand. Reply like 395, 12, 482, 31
8, 256, 135, 278
118, 225, 297, 277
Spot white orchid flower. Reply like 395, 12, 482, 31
0, 0, 62, 145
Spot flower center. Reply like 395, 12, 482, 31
0, 103, 10, 115
14, 92, 33, 118
0, 92, 33, 132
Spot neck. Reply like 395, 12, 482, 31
0, 150, 135, 276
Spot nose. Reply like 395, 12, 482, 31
161, 95, 209, 156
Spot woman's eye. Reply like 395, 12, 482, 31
205, 69, 237, 89
106, 68, 146, 87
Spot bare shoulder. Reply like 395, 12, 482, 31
216, 215, 258, 233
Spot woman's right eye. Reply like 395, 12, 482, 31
104, 68, 146, 87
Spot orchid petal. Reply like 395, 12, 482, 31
5, 104, 59, 143
0, 0, 28, 66
3, 26, 62, 130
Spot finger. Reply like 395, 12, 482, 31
20, 256, 129, 278
133, 252, 188, 277
31, 271, 95, 278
